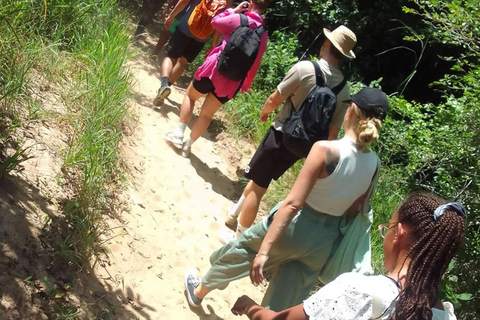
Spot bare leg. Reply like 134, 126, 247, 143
153, 29, 172, 55
193, 283, 211, 299
239, 180, 267, 228
179, 82, 204, 125
161, 56, 177, 79
189, 93, 223, 142
169, 57, 188, 84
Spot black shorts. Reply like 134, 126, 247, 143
165, 29, 206, 62
244, 127, 302, 189
192, 77, 240, 104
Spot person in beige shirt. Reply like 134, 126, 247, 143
218, 25, 358, 244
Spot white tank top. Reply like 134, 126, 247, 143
305, 138, 379, 216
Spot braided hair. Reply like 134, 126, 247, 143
392, 193, 466, 320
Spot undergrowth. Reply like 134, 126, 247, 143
1, 0, 133, 318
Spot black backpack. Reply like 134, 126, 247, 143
217, 14, 265, 81
282, 61, 347, 158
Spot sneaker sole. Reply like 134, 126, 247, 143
153, 87, 171, 106
152, 95, 164, 107
184, 269, 201, 308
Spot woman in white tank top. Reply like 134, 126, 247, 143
184, 88, 390, 311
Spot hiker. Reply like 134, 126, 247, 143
184, 87, 389, 311
163, 0, 269, 157
152, 0, 181, 56
230, 193, 465, 320
219, 25, 357, 244
135, 0, 167, 36
152, 0, 232, 107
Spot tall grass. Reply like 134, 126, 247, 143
60, 2, 132, 264
1, 0, 133, 265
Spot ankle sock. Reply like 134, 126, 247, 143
228, 195, 245, 217
236, 222, 247, 238
185, 137, 194, 149
177, 123, 187, 134
161, 76, 169, 87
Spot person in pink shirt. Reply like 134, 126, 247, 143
164, 0, 269, 157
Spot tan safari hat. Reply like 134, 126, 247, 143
323, 25, 357, 59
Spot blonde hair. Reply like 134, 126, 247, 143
352, 104, 382, 147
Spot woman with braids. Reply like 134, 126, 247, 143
230, 192, 466, 320
184, 88, 389, 310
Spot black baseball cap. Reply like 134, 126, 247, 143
346, 87, 389, 120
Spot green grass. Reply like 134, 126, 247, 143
1, 0, 134, 317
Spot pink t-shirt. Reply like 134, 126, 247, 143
194, 8, 268, 99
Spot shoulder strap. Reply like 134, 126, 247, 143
311, 61, 324, 86
241, 13, 266, 35
239, 13, 248, 27
311, 61, 347, 95
332, 77, 347, 95
256, 24, 265, 35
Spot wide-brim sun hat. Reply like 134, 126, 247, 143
324, 25, 357, 59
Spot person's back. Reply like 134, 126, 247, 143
272, 59, 349, 134
305, 138, 378, 216
304, 272, 457, 320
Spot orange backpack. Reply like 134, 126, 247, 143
188, 0, 226, 40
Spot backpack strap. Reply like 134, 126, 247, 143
239, 13, 248, 27
311, 61, 347, 95
312, 60, 324, 86
332, 77, 347, 95
240, 13, 266, 35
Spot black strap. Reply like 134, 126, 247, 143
384, 275, 401, 289
239, 13, 265, 35
332, 77, 347, 95
239, 13, 248, 27
311, 61, 347, 95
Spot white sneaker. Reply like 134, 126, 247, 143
225, 203, 240, 227
225, 212, 238, 227
164, 130, 184, 147
217, 229, 236, 245
181, 142, 191, 158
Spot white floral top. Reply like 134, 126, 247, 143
303, 273, 457, 320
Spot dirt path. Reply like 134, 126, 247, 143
92, 38, 266, 319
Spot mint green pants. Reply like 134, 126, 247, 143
201, 203, 343, 311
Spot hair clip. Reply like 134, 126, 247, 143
433, 202, 467, 221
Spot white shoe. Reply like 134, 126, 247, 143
164, 130, 184, 147
225, 212, 238, 227
225, 203, 240, 226
218, 229, 236, 245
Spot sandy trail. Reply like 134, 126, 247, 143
94, 37, 266, 319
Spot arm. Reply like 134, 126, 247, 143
205, 30, 222, 57
232, 295, 308, 320
260, 90, 285, 121
250, 142, 330, 285
211, 1, 248, 33
164, 0, 189, 29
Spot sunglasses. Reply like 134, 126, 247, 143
378, 222, 398, 239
